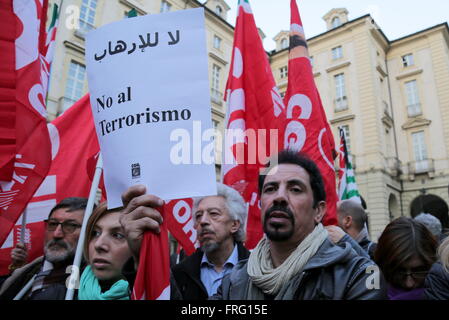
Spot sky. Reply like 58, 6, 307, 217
207, 0, 449, 51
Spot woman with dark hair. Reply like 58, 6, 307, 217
374, 217, 438, 300
78, 202, 132, 300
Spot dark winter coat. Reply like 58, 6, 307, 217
212, 239, 387, 300
171, 242, 250, 300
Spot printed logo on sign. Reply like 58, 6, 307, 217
131, 163, 141, 179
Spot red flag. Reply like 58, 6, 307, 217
0, 0, 52, 248
282, 0, 337, 225
0, 0, 17, 180
132, 207, 170, 300
165, 198, 198, 256
0, 95, 100, 275
222, 0, 287, 249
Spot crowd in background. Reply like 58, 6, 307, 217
1, 150, 448, 300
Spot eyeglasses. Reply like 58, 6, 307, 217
44, 220, 82, 234
397, 270, 428, 281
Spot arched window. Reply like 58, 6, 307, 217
281, 38, 288, 49
331, 16, 341, 28
215, 5, 222, 16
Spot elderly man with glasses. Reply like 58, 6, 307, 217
0, 198, 88, 300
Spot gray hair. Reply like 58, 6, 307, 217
414, 213, 442, 237
194, 183, 247, 242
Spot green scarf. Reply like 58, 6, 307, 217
78, 265, 130, 300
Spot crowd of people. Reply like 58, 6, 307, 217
1, 150, 448, 300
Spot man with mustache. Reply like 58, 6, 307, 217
211, 150, 387, 299
0, 198, 88, 300
119, 150, 387, 299
171, 183, 250, 299
120, 183, 249, 299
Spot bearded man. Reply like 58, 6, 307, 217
213, 150, 387, 300
0, 198, 88, 300
171, 183, 250, 299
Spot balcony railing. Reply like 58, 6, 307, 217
408, 159, 434, 175
334, 96, 348, 111
211, 89, 223, 105
407, 103, 422, 117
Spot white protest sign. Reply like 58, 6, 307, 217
86, 8, 216, 208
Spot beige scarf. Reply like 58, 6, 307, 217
247, 223, 328, 297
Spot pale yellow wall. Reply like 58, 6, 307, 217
388, 28, 449, 175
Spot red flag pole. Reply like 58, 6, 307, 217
65, 153, 103, 300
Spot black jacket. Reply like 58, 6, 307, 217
338, 234, 377, 260
213, 239, 387, 300
171, 242, 250, 300
424, 262, 449, 300
0, 256, 74, 300
358, 236, 377, 260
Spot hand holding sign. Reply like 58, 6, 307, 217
120, 185, 164, 264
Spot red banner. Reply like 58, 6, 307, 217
282, 0, 337, 225
165, 198, 198, 256
0, 0, 52, 249
0, 0, 17, 180
222, 1, 287, 249
0, 95, 99, 275
132, 208, 170, 300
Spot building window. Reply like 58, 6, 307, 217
402, 53, 414, 67
213, 35, 221, 49
63, 61, 86, 112
79, 0, 97, 32
334, 73, 348, 111
212, 119, 219, 129
412, 131, 429, 173
310, 56, 314, 68
281, 38, 288, 49
405, 80, 421, 117
332, 46, 343, 60
331, 16, 341, 29
215, 5, 222, 16
211, 64, 222, 104
340, 125, 351, 152
280, 66, 288, 79
160, 0, 171, 13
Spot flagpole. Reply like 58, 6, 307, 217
13, 274, 37, 300
45, 0, 63, 106
220, 97, 230, 183
65, 153, 103, 300
19, 208, 28, 243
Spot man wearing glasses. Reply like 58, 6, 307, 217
0, 198, 88, 300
